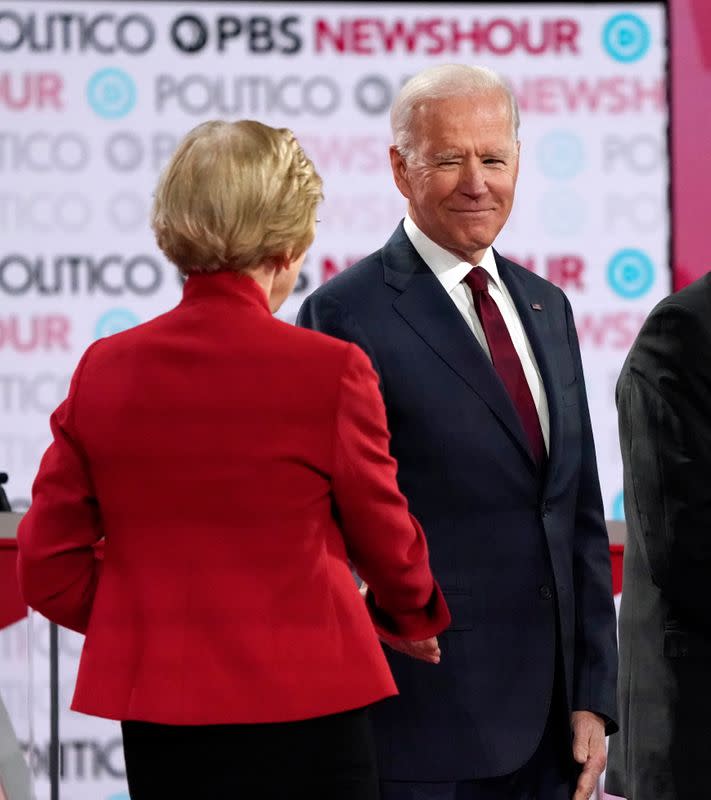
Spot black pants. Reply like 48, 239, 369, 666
122, 706, 380, 799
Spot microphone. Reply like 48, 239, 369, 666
0, 472, 12, 512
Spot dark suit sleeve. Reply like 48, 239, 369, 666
331, 344, 450, 640
16, 346, 102, 634
564, 297, 619, 731
618, 303, 711, 632
297, 290, 384, 384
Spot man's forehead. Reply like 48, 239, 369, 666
418, 123, 517, 154
411, 96, 513, 135
412, 91, 510, 116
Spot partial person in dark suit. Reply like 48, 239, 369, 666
298, 64, 618, 800
16, 119, 450, 800
605, 273, 711, 800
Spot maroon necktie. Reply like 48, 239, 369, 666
464, 267, 546, 466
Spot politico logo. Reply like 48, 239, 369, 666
0, 192, 153, 234
0, 192, 92, 233
0, 254, 164, 296
602, 135, 665, 174
313, 17, 579, 55
23, 737, 125, 780
0, 373, 71, 413
0, 131, 90, 173
154, 73, 340, 116
0, 11, 155, 54
102, 132, 177, 173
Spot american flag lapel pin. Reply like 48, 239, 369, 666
531, 303, 543, 311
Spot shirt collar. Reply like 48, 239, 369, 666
403, 214, 501, 295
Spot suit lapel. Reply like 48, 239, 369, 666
496, 254, 564, 486
383, 226, 536, 471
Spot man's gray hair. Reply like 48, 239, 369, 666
391, 64, 520, 161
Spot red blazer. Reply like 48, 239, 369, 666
17, 272, 449, 725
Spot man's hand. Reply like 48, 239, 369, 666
571, 710, 607, 800
381, 635, 441, 664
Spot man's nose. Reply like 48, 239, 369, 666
459, 162, 487, 196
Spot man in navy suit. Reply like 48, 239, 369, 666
298, 64, 618, 800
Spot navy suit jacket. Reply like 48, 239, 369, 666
297, 223, 618, 781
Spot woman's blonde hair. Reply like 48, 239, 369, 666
152, 120, 323, 274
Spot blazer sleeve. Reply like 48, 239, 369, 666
331, 344, 450, 640
16, 346, 102, 634
619, 303, 711, 632
297, 290, 384, 384
564, 297, 619, 731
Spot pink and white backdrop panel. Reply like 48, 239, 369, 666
0, 2, 670, 798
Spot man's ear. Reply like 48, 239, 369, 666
389, 145, 413, 201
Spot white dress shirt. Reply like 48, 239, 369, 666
403, 215, 550, 453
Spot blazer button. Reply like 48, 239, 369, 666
539, 585, 553, 600
541, 500, 552, 517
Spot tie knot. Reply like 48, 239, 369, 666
465, 266, 489, 294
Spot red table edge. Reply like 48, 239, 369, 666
0, 538, 27, 628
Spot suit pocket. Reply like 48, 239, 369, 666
441, 589, 473, 632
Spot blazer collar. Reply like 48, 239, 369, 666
384, 223, 563, 479
384, 223, 537, 471
181, 271, 272, 315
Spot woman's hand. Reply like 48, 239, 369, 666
380, 635, 441, 664
358, 581, 442, 663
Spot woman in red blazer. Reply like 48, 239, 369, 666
16, 120, 449, 800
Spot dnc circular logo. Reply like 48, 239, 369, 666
95, 309, 140, 340
607, 249, 655, 299
87, 68, 136, 119
611, 490, 625, 521
603, 14, 650, 63
537, 131, 584, 180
